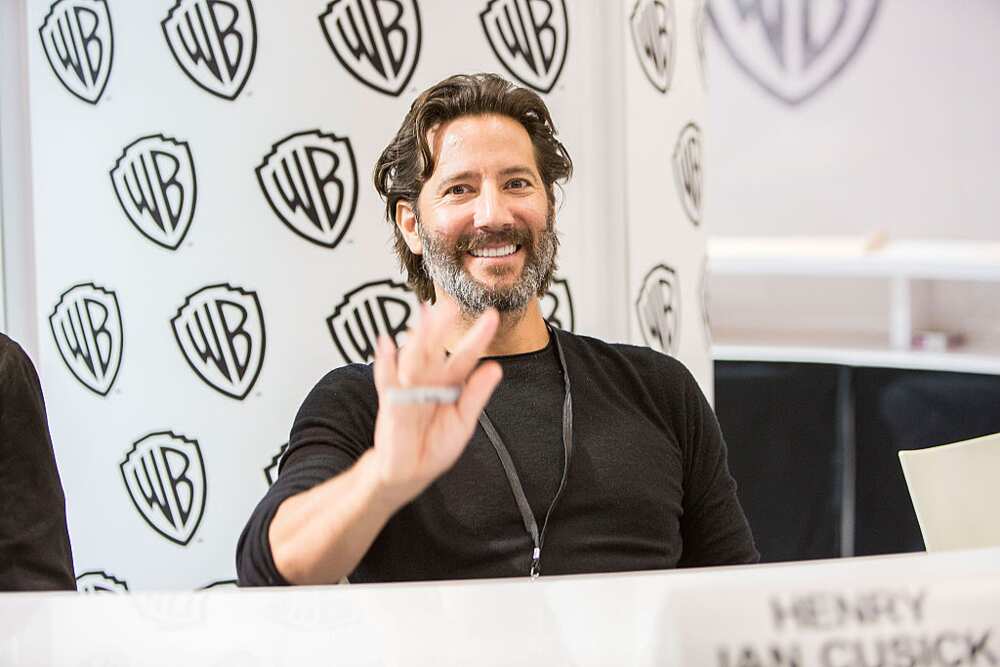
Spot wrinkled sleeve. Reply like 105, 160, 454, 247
0, 338, 76, 591
236, 364, 377, 587
676, 366, 760, 567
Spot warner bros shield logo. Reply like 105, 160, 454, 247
540, 278, 575, 332
480, 0, 569, 94
121, 431, 206, 546
630, 0, 676, 94
171, 284, 266, 400
327, 279, 420, 364
319, 0, 422, 97
76, 570, 129, 593
39, 0, 114, 105
110, 134, 197, 250
49, 283, 123, 396
162, 0, 257, 100
673, 122, 703, 225
256, 130, 358, 249
636, 264, 681, 356
708, 0, 880, 105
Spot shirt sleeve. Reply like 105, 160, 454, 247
236, 364, 377, 586
676, 365, 760, 567
0, 337, 76, 591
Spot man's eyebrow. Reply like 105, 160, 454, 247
436, 166, 539, 189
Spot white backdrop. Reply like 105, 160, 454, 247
24, 0, 710, 591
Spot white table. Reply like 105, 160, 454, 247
3, 547, 999, 666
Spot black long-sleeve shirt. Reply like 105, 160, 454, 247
0, 334, 75, 591
238, 330, 757, 585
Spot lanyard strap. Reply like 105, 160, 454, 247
477, 325, 574, 578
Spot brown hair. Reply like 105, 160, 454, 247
373, 73, 573, 302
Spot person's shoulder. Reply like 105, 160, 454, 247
0, 334, 36, 382
297, 362, 377, 415
557, 329, 694, 383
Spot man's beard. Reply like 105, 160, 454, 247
417, 208, 559, 317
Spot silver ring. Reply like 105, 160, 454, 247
385, 385, 461, 405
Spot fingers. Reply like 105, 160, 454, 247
443, 309, 500, 382
455, 360, 503, 428
373, 334, 397, 394
397, 302, 453, 384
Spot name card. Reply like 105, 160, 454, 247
670, 578, 1000, 667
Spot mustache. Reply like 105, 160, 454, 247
452, 228, 534, 253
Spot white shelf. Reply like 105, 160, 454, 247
708, 237, 1000, 375
709, 237, 1000, 281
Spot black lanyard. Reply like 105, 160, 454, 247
477, 325, 573, 578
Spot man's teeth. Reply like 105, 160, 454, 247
470, 244, 518, 258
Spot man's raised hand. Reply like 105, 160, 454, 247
370, 304, 503, 505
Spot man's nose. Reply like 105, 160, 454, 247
473, 184, 515, 229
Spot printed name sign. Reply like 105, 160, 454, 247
670, 579, 1000, 667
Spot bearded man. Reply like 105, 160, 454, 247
237, 73, 757, 586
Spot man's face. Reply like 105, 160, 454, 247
408, 114, 557, 315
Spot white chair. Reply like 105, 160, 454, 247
899, 431, 1000, 551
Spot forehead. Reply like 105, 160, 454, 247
426, 114, 538, 178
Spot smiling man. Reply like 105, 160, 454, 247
237, 73, 757, 586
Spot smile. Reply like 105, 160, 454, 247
469, 244, 519, 258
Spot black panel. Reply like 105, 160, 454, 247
853, 368, 1000, 556
715, 362, 843, 562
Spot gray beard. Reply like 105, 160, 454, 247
417, 211, 558, 317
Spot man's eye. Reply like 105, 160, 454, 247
507, 178, 529, 189
447, 185, 469, 195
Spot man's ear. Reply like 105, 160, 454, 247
396, 200, 422, 255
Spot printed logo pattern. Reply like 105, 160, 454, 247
481, 0, 569, 94
257, 130, 359, 249
540, 278, 575, 332
630, 0, 675, 94
319, 0, 422, 96
39, 0, 114, 104
110, 134, 197, 250
162, 0, 257, 100
49, 283, 123, 396
708, 0, 881, 105
121, 431, 207, 546
636, 264, 680, 356
693, 0, 708, 87
327, 279, 420, 364
171, 284, 266, 400
673, 122, 703, 225
76, 570, 129, 593
264, 442, 289, 486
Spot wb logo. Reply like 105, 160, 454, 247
264, 442, 289, 486
121, 431, 207, 546
171, 284, 266, 400
630, 0, 675, 93
110, 134, 197, 250
257, 130, 358, 249
327, 279, 420, 364
673, 123, 703, 225
636, 264, 680, 356
481, 0, 569, 94
76, 570, 128, 593
540, 278, 575, 332
49, 283, 123, 396
39, 0, 114, 104
708, 0, 880, 105
320, 0, 422, 97
162, 0, 257, 100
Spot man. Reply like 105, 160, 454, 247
0, 333, 75, 591
237, 73, 757, 586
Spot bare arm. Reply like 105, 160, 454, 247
268, 305, 503, 585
